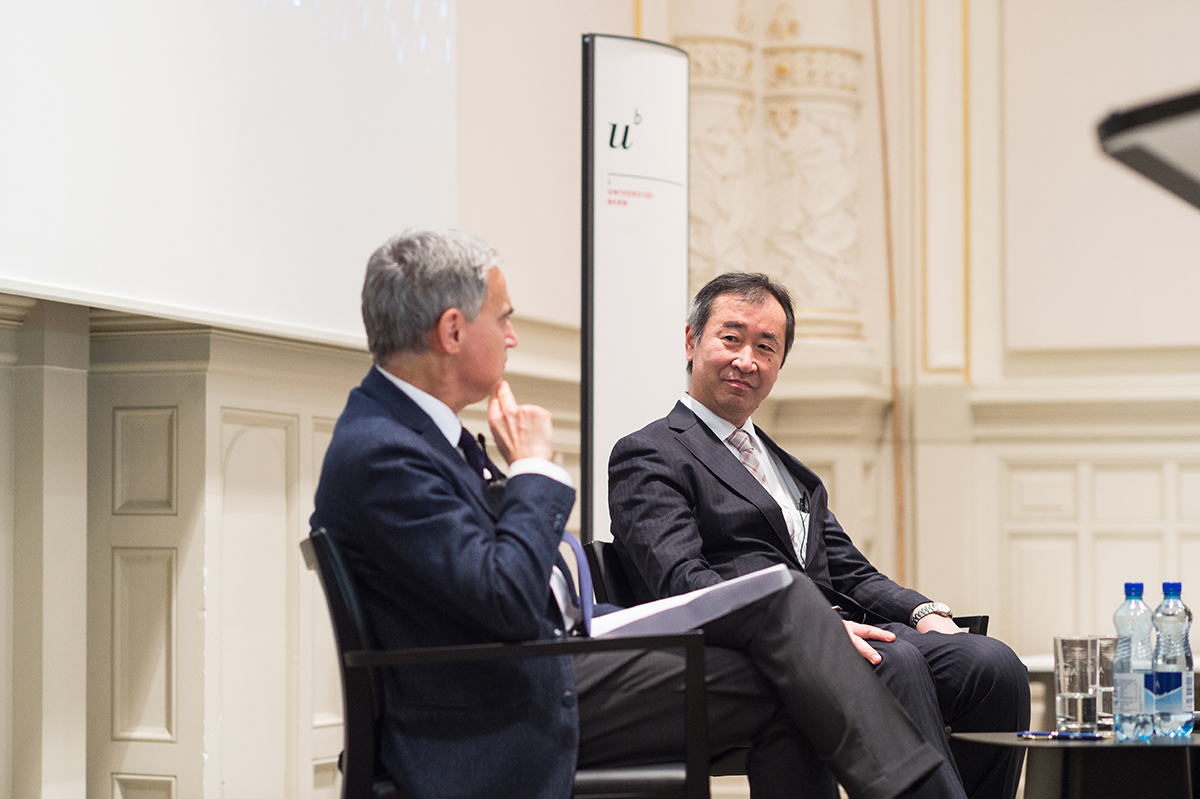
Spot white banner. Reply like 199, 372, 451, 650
583, 34, 689, 542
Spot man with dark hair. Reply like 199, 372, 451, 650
313, 233, 975, 799
609, 271, 1030, 799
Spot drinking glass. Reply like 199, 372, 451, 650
1054, 636, 1099, 733
1092, 635, 1116, 731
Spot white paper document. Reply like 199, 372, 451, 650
591, 564, 793, 638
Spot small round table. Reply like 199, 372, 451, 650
952, 731, 1200, 799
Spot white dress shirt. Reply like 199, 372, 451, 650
680, 393, 810, 565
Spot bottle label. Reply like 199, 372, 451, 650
1114, 673, 1146, 714
1154, 671, 1187, 713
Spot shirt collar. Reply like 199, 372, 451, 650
680, 392, 761, 449
375, 365, 462, 448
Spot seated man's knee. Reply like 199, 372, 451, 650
949, 636, 1031, 727
969, 637, 1028, 696
870, 637, 930, 683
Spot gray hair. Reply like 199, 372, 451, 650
361, 229, 501, 364
686, 272, 796, 373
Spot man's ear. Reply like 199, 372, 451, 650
432, 307, 466, 354
683, 324, 696, 363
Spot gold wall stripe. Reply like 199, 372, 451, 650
962, 0, 972, 383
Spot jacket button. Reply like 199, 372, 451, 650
554, 513, 565, 529
562, 690, 577, 707
552, 628, 563, 638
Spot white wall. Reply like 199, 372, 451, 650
457, 0, 634, 328
1002, 0, 1200, 352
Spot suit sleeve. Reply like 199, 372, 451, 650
608, 429, 724, 598
819, 507, 929, 623
316, 423, 576, 644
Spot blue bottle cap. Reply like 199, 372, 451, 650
1125, 582, 1143, 597
1163, 581, 1182, 597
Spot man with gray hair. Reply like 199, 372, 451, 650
313, 229, 971, 799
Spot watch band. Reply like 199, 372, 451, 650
910, 601, 952, 627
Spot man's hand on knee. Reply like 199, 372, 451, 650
843, 621, 895, 665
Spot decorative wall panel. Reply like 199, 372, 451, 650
1007, 468, 1076, 521
1093, 534, 1164, 634
1182, 536, 1200, 602
1008, 535, 1077, 656
111, 548, 175, 742
311, 418, 342, 730
1092, 466, 1162, 522
112, 773, 175, 799
679, 33, 758, 286
1177, 466, 1200, 521
113, 407, 177, 515
1000, 453, 1200, 653
313, 759, 341, 799
220, 411, 296, 797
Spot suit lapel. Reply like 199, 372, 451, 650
756, 428, 826, 570
359, 369, 501, 520
667, 402, 799, 566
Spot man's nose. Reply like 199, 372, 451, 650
505, 321, 519, 348
731, 345, 756, 371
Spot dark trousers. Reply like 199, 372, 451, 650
868, 624, 1029, 799
573, 573, 976, 799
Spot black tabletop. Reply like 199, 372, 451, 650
953, 731, 1200, 749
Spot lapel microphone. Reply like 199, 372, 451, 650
475, 432, 508, 504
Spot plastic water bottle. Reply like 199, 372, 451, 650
1152, 582, 1194, 737
1112, 582, 1154, 740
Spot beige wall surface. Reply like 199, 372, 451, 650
1002, 0, 1200, 352
457, 0, 634, 328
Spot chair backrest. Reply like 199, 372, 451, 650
302, 528, 389, 799
584, 539, 640, 607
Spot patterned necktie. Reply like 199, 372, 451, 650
728, 428, 768, 487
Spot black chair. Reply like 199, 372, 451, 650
583, 539, 991, 777
302, 528, 711, 799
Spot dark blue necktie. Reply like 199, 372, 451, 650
458, 427, 490, 480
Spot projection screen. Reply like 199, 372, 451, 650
0, 0, 456, 347
581, 34, 690, 543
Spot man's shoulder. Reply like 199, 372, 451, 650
610, 412, 685, 461
614, 402, 697, 444
324, 381, 432, 468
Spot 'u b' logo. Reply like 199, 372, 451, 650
608, 123, 632, 149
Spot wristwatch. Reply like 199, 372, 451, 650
910, 601, 952, 627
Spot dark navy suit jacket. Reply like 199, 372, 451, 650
609, 401, 928, 624
312, 369, 579, 799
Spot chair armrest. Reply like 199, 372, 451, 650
344, 632, 708, 799
954, 615, 989, 636
343, 631, 703, 667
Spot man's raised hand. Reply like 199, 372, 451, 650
487, 380, 554, 464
